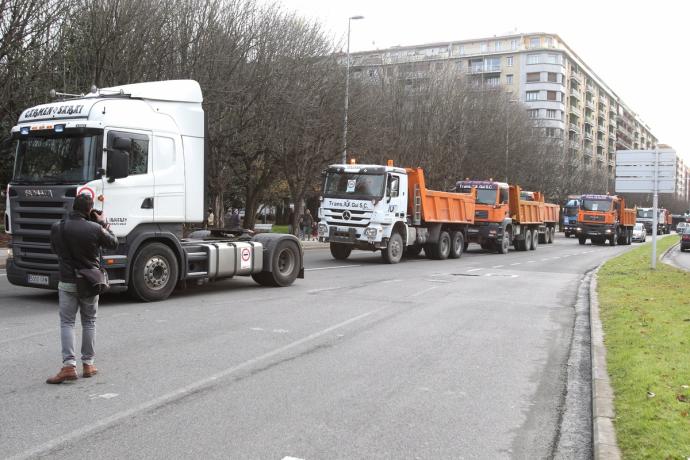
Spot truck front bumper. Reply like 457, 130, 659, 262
6, 258, 59, 290
576, 224, 614, 236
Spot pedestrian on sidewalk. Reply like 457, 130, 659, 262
301, 209, 313, 241
46, 193, 118, 384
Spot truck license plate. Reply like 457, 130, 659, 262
27, 274, 49, 286
337, 226, 349, 232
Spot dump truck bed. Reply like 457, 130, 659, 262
541, 203, 560, 223
508, 185, 542, 225
406, 168, 475, 224
621, 208, 636, 227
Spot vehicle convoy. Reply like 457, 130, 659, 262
636, 207, 671, 235
575, 194, 635, 246
454, 180, 558, 253
317, 162, 476, 263
4, 80, 303, 301
562, 195, 581, 237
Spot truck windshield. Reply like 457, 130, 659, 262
582, 199, 611, 212
12, 133, 103, 184
323, 172, 385, 199
456, 186, 496, 205
565, 206, 579, 217
637, 209, 653, 218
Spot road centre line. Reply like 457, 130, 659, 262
9, 308, 383, 460
412, 286, 439, 297
510, 262, 521, 266
467, 268, 482, 272
305, 265, 361, 271
491, 265, 504, 268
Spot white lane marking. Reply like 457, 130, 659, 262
89, 393, 119, 400
527, 260, 536, 263
485, 273, 519, 278
412, 286, 439, 297
9, 309, 382, 460
541, 259, 549, 261
250, 327, 264, 331
272, 329, 289, 334
467, 268, 482, 272
0, 329, 54, 346
510, 263, 521, 266
492, 265, 504, 268
552, 256, 561, 259
305, 265, 361, 271
282, 457, 305, 460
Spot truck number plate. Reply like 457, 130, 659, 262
27, 274, 49, 286
337, 226, 349, 232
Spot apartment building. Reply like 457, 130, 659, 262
349, 32, 658, 179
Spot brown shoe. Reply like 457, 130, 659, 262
46, 366, 78, 384
83, 364, 98, 378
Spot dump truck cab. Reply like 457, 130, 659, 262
576, 194, 634, 246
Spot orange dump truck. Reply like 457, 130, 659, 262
576, 194, 634, 245
454, 180, 559, 253
318, 162, 475, 263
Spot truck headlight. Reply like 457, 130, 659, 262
576, 227, 582, 232
605, 229, 612, 234
364, 227, 378, 238
318, 223, 328, 236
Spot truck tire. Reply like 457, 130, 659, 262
330, 242, 351, 260
449, 231, 464, 259
538, 231, 546, 244
578, 235, 586, 245
627, 230, 633, 245
463, 242, 469, 252
548, 227, 555, 244
382, 232, 404, 264
252, 239, 301, 287
530, 229, 538, 251
610, 234, 617, 246
523, 230, 532, 250
497, 228, 510, 254
431, 231, 451, 260
129, 242, 179, 302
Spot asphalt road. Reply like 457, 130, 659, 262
663, 237, 689, 271
0, 234, 634, 459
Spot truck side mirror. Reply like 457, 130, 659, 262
113, 136, 131, 151
106, 148, 129, 182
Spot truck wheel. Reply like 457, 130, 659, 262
330, 242, 351, 260
252, 239, 301, 287
406, 244, 422, 257
548, 228, 555, 244
627, 230, 633, 245
538, 231, 546, 244
610, 234, 617, 246
449, 231, 464, 259
129, 242, 179, 302
432, 231, 451, 260
578, 236, 586, 245
530, 229, 538, 251
382, 232, 404, 264
497, 229, 510, 254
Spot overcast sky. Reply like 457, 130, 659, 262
274, 0, 686, 160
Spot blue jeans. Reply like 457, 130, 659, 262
58, 289, 98, 367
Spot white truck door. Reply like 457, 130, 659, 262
152, 135, 185, 222
388, 173, 407, 220
102, 129, 154, 236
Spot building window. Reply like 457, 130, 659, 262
486, 76, 500, 87
527, 54, 540, 65
511, 39, 518, 50
506, 56, 513, 67
506, 74, 513, 84
546, 128, 563, 138
528, 109, 539, 119
546, 37, 554, 48
480, 42, 488, 52
547, 90, 558, 101
547, 109, 558, 119
548, 72, 558, 82
458, 45, 465, 55
485, 57, 500, 71
494, 41, 501, 51
526, 91, 539, 101
526, 72, 541, 82
530, 37, 540, 48
545, 53, 562, 64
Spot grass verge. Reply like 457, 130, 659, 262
271, 224, 288, 234
598, 235, 690, 459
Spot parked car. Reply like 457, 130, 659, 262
681, 226, 690, 252
632, 223, 647, 242
676, 221, 689, 233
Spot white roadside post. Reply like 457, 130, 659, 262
651, 149, 659, 269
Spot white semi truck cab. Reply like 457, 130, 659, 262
4, 80, 303, 301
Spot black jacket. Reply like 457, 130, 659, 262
50, 211, 119, 283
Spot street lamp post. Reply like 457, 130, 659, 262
341, 15, 364, 165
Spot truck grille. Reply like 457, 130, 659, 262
323, 208, 372, 228
8, 186, 77, 271
583, 214, 604, 222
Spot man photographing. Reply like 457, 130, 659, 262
46, 193, 118, 384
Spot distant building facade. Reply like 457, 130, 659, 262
349, 32, 658, 182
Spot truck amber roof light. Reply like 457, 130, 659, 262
387, 159, 394, 166
350, 158, 356, 165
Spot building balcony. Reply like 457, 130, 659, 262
569, 88, 581, 100
586, 84, 594, 94
598, 139, 605, 147
570, 72, 582, 84
598, 124, 606, 133
585, 99, 595, 110
584, 116, 594, 125
569, 123, 579, 132
569, 105, 581, 116
584, 131, 593, 140
468, 65, 501, 74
